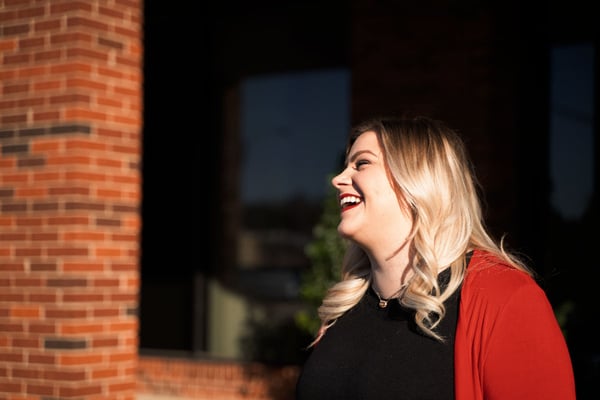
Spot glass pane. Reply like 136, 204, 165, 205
549, 43, 595, 220
238, 69, 350, 300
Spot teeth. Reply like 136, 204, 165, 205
340, 195, 361, 207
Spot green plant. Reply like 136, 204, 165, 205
295, 180, 347, 335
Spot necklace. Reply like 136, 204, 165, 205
373, 284, 408, 309
374, 291, 392, 308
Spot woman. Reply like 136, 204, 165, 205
295, 115, 576, 399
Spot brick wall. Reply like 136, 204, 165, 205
350, 1, 526, 239
137, 357, 299, 400
0, 1, 142, 399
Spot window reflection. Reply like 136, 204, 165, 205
208, 68, 350, 360
549, 43, 595, 220
238, 69, 350, 297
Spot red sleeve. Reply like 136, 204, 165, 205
455, 251, 577, 400
482, 281, 576, 400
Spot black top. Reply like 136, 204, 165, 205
295, 268, 459, 400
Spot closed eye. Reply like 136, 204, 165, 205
354, 159, 370, 170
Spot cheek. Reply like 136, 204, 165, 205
373, 180, 400, 206
373, 185, 412, 223
367, 191, 401, 224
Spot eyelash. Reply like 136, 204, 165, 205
354, 159, 369, 169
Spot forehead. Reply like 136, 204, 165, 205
349, 130, 380, 153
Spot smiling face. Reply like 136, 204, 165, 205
332, 130, 414, 256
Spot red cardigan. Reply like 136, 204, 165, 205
455, 250, 576, 399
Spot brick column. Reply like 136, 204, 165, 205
0, 1, 142, 399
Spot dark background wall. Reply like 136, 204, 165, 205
140, 1, 598, 398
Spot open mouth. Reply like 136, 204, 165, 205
339, 194, 362, 211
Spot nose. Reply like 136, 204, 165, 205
331, 168, 350, 189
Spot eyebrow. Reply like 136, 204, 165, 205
346, 149, 378, 165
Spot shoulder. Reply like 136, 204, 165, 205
462, 249, 542, 305
465, 249, 535, 287
458, 249, 557, 339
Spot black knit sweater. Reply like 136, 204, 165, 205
295, 268, 459, 400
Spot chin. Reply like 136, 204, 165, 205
337, 225, 355, 240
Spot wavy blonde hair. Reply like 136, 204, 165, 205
312, 115, 532, 344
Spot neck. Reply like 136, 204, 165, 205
368, 251, 412, 299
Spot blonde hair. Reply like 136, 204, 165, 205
312, 115, 532, 344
